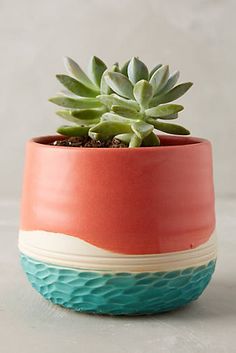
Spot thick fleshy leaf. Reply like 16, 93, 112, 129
127, 57, 149, 84
147, 118, 190, 135
145, 104, 183, 117
142, 132, 160, 146
111, 105, 142, 120
149, 64, 162, 78
100, 69, 112, 95
100, 64, 120, 95
88, 56, 107, 87
101, 112, 135, 124
56, 110, 100, 125
105, 72, 134, 99
133, 80, 153, 108
56, 75, 98, 97
131, 120, 154, 139
63, 57, 97, 90
115, 133, 133, 144
98, 94, 139, 110
157, 70, 180, 95
151, 82, 193, 105
57, 125, 90, 136
49, 96, 103, 109
89, 121, 132, 140
120, 60, 130, 76
71, 108, 104, 120
156, 113, 178, 120
150, 65, 169, 95
129, 133, 142, 148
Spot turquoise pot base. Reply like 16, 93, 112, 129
20, 254, 216, 315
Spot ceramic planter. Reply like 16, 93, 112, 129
19, 135, 216, 315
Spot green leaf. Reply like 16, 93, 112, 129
142, 132, 160, 146
56, 110, 100, 125
150, 65, 169, 95
133, 80, 153, 108
129, 133, 142, 148
71, 108, 104, 120
100, 69, 112, 95
145, 104, 183, 117
147, 118, 190, 135
105, 72, 134, 99
89, 121, 132, 140
49, 96, 103, 109
101, 112, 135, 124
100, 64, 120, 95
157, 70, 180, 95
56, 75, 98, 97
156, 113, 178, 120
111, 105, 142, 119
88, 56, 107, 87
115, 133, 133, 144
149, 64, 162, 78
63, 57, 97, 91
127, 57, 149, 84
131, 120, 154, 139
57, 125, 90, 137
98, 94, 139, 110
151, 82, 193, 105
120, 60, 130, 76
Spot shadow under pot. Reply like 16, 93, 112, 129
19, 135, 216, 315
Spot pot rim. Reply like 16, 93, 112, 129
28, 134, 210, 151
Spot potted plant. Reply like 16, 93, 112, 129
18, 56, 216, 315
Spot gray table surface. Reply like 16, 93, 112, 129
0, 198, 235, 353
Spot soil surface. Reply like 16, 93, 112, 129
51, 136, 128, 148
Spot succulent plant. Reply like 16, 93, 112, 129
49, 56, 193, 147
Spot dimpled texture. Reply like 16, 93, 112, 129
20, 254, 216, 315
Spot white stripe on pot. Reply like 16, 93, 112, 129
18, 230, 217, 273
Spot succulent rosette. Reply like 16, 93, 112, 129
50, 56, 193, 147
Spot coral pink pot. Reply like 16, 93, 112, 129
19, 135, 216, 315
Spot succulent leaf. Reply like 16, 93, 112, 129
157, 70, 180, 95
57, 125, 90, 136
149, 64, 162, 78
127, 57, 149, 84
98, 94, 139, 111
151, 82, 193, 106
133, 80, 153, 108
56, 75, 98, 97
89, 121, 132, 140
101, 112, 135, 124
63, 57, 97, 91
111, 105, 142, 120
156, 113, 178, 120
105, 72, 134, 99
131, 120, 154, 139
129, 133, 142, 147
71, 108, 105, 120
115, 133, 133, 144
120, 60, 130, 76
88, 56, 107, 87
145, 104, 183, 117
142, 132, 160, 146
100, 69, 112, 95
49, 96, 103, 109
150, 65, 169, 95
147, 118, 190, 135
56, 110, 100, 125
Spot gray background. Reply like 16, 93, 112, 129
0, 0, 235, 200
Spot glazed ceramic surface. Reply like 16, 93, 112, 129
19, 135, 216, 315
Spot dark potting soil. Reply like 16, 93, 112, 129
51, 136, 128, 148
